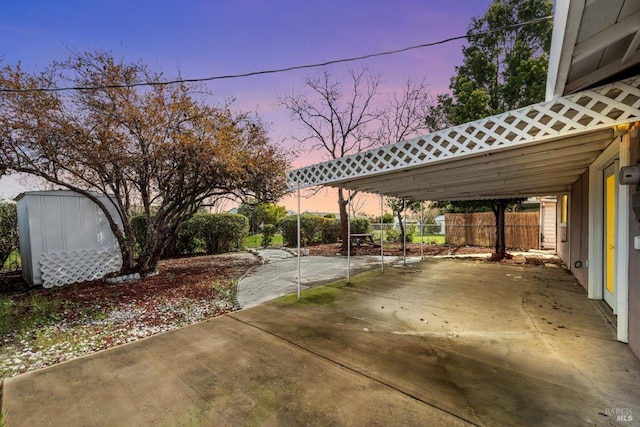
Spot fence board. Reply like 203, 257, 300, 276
445, 212, 540, 250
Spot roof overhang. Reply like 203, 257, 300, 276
546, 0, 640, 99
288, 75, 640, 201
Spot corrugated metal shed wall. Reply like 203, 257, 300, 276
15, 191, 123, 287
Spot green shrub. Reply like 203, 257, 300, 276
261, 224, 277, 248
319, 217, 340, 243
350, 217, 371, 234
423, 222, 441, 234
0, 201, 19, 268
167, 215, 205, 257
374, 213, 394, 224
279, 214, 326, 246
132, 212, 248, 258
201, 213, 248, 254
386, 224, 417, 243
130, 214, 148, 254
279, 215, 370, 246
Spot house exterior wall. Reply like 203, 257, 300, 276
541, 199, 557, 250
557, 172, 590, 290
627, 135, 640, 358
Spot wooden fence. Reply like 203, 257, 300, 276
445, 212, 540, 250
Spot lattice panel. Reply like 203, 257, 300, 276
40, 247, 123, 288
288, 75, 640, 188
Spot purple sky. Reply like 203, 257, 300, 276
1, 0, 494, 210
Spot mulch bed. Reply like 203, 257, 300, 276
304, 242, 565, 266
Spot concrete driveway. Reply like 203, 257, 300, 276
4, 258, 640, 426
237, 249, 403, 308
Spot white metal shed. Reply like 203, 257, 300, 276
15, 190, 123, 287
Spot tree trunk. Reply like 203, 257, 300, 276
338, 189, 350, 253
397, 211, 405, 250
492, 201, 507, 260
497, 203, 506, 258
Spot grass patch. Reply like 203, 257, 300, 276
371, 231, 445, 245
1, 249, 21, 271
276, 284, 343, 305
0, 293, 69, 336
411, 234, 445, 245
276, 269, 385, 306
245, 233, 283, 248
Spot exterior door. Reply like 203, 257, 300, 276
603, 162, 617, 311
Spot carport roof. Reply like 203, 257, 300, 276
287, 75, 640, 201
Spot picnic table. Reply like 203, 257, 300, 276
349, 233, 381, 248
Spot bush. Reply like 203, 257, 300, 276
130, 214, 148, 254
423, 222, 441, 234
201, 213, 248, 254
385, 224, 416, 243
132, 212, 248, 258
374, 213, 394, 224
319, 217, 340, 243
0, 201, 19, 268
350, 217, 371, 234
168, 215, 205, 257
279, 214, 327, 246
261, 224, 277, 248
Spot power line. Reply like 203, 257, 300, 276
0, 15, 553, 94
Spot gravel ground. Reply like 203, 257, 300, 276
0, 252, 259, 380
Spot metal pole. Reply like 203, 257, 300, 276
347, 189, 351, 284
380, 194, 384, 272
420, 204, 424, 260
538, 198, 543, 250
297, 186, 301, 301
403, 198, 407, 266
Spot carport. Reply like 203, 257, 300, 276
288, 76, 640, 200
288, 74, 640, 340
286, 0, 640, 357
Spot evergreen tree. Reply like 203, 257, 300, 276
426, 0, 552, 258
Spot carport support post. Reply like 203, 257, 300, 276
420, 206, 424, 260
347, 189, 351, 284
380, 194, 384, 272
297, 186, 301, 301
403, 198, 407, 266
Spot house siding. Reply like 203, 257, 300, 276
627, 136, 640, 358
557, 172, 589, 290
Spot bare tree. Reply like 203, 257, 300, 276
280, 67, 381, 251
377, 76, 433, 144
348, 192, 368, 217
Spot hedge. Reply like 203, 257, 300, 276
0, 201, 19, 268
131, 212, 248, 257
278, 214, 371, 246
349, 217, 371, 234
279, 214, 320, 246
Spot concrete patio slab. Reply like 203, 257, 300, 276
237, 252, 400, 309
3, 258, 640, 426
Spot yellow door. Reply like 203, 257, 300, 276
604, 163, 617, 310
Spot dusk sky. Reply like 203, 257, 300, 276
1, 0, 495, 213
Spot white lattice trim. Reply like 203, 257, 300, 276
39, 247, 123, 288
288, 75, 640, 188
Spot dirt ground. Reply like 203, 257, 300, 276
0, 252, 259, 379
305, 242, 564, 266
